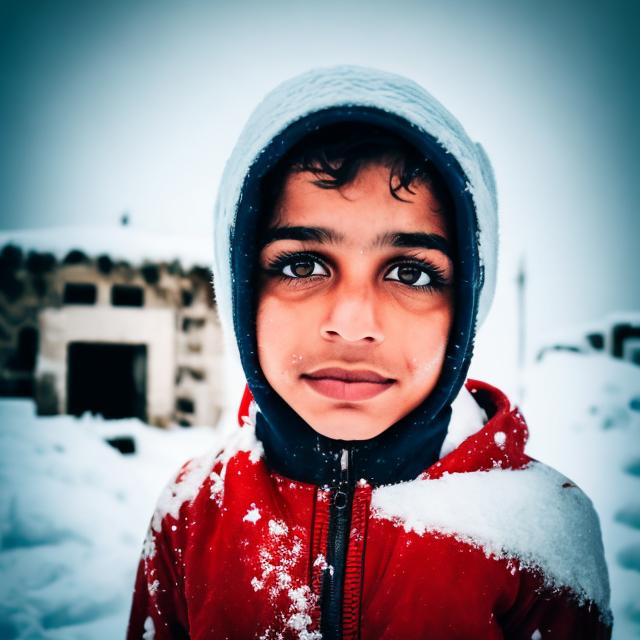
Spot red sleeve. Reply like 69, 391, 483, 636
126, 518, 190, 640
501, 568, 612, 639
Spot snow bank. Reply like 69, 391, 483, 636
0, 399, 219, 639
523, 352, 640, 639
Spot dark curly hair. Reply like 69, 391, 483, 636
261, 122, 453, 219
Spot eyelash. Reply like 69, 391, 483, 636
263, 250, 449, 293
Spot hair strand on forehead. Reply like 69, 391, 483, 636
261, 122, 454, 217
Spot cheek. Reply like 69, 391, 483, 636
256, 297, 281, 361
256, 296, 307, 377
402, 308, 452, 381
406, 342, 447, 381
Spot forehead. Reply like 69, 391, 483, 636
272, 164, 450, 240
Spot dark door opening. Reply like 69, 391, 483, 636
67, 342, 147, 421
612, 324, 640, 363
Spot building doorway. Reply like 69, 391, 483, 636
67, 342, 147, 421
612, 323, 640, 366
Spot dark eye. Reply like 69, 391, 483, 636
385, 264, 432, 287
282, 259, 328, 278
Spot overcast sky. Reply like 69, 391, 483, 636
1, 0, 638, 389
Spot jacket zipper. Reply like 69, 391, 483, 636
320, 448, 354, 640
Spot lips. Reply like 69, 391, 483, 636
301, 367, 395, 401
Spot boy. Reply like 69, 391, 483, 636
127, 66, 612, 639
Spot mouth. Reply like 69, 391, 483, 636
301, 367, 396, 401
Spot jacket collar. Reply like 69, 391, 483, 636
427, 379, 530, 479
237, 379, 517, 487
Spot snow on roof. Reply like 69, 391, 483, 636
602, 310, 640, 326
371, 461, 611, 619
537, 311, 640, 349
0, 226, 214, 268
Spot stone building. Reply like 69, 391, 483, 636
536, 312, 640, 366
0, 227, 224, 427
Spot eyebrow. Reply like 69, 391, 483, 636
260, 226, 341, 246
260, 225, 451, 258
373, 231, 451, 257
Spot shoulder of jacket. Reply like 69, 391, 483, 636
150, 450, 220, 533
150, 419, 265, 531
371, 461, 610, 616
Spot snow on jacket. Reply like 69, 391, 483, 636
127, 66, 612, 637
127, 379, 611, 639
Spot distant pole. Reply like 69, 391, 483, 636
121, 211, 130, 226
516, 255, 527, 404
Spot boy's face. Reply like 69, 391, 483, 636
256, 163, 454, 440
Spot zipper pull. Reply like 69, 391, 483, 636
340, 449, 349, 481
333, 448, 350, 509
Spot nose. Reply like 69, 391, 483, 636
320, 282, 385, 344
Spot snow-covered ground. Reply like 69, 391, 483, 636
523, 352, 640, 639
0, 403, 222, 639
0, 351, 638, 638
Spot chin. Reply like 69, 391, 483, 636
305, 410, 393, 441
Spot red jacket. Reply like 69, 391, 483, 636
127, 380, 612, 639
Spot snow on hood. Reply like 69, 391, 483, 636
371, 461, 612, 619
212, 65, 498, 370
